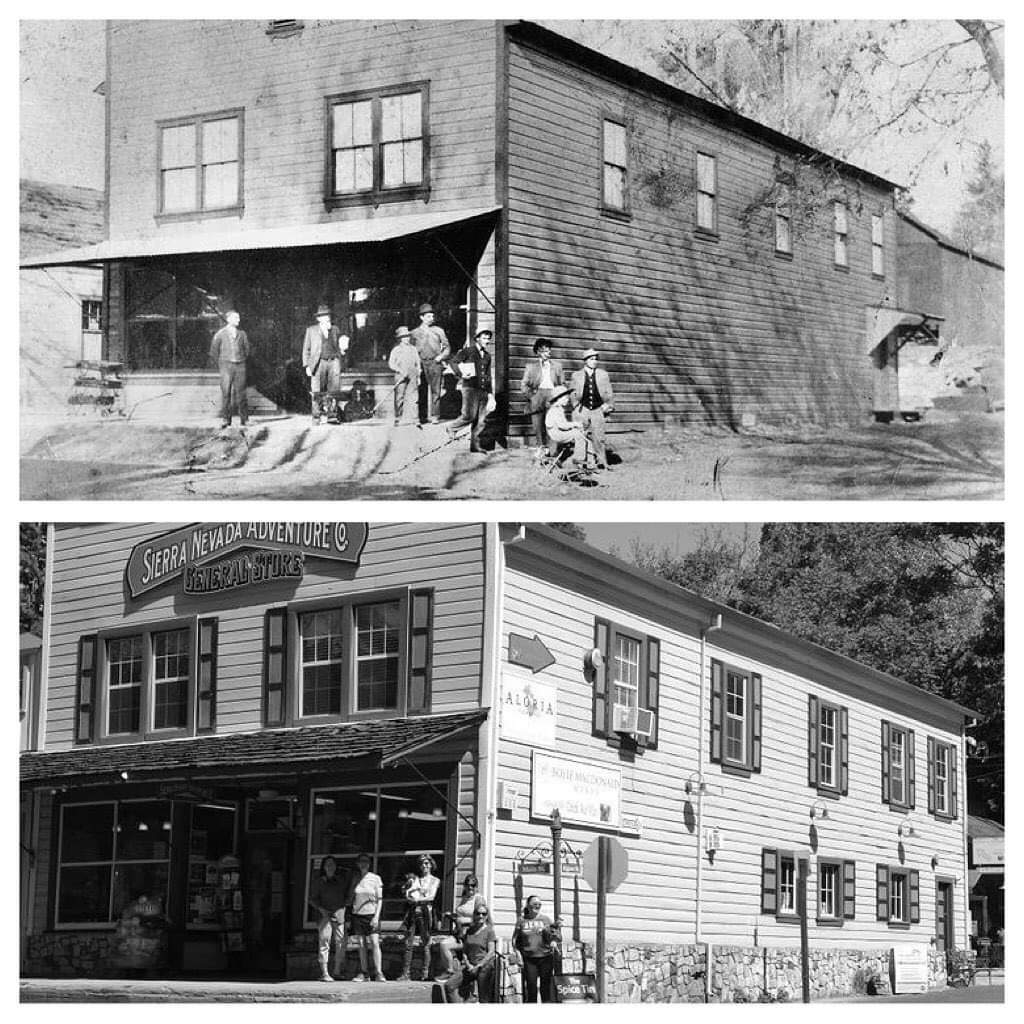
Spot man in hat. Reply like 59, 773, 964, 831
389, 326, 422, 425
302, 304, 348, 425
447, 327, 494, 453
209, 309, 250, 428
544, 388, 589, 465
410, 302, 450, 423
520, 337, 564, 450
570, 348, 615, 468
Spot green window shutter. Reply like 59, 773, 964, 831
760, 848, 778, 914
880, 721, 891, 803
907, 728, 916, 808
909, 870, 921, 923
641, 636, 660, 750
591, 619, 610, 738
842, 860, 856, 919
839, 707, 850, 795
950, 745, 959, 819
875, 864, 889, 921
408, 589, 433, 714
807, 694, 819, 787
197, 617, 218, 732
710, 659, 724, 763
75, 634, 98, 744
750, 672, 763, 772
927, 735, 936, 814
263, 607, 288, 727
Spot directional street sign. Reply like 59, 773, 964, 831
508, 632, 556, 674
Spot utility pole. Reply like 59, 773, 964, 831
551, 807, 563, 975
798, 857, 810, 1004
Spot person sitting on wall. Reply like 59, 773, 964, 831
308, 855, 349, 982
437, 874, 488, 980
457, 901, 498, 1003
520, 337, 565, 450
511, 894, 560, 1003
349, 852, 386, 982
399, 854, 441, 981
570, 347, 615, 469
544, 388, 591, 466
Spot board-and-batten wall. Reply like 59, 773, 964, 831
505, 36, 895, 429
106, 20, 498, 242
495, 566, 966, 949
43, 522, 489, 749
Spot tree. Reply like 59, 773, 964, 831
20, 523, 47, 635
950, 140, 1004, 259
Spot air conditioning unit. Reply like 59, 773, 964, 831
612, 703, 638, 734
634, 708, 656, 738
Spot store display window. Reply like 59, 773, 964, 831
186, 803, 240, 932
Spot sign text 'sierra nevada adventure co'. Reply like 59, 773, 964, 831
125, 522, 368, 597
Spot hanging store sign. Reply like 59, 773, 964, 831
501, 673, 557, 747
125, 522, 368, 597
531, 752, 621, 829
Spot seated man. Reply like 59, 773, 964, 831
544, 389, 590, 466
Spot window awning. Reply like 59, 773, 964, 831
19, 709, 487, 787
865, 306, 945, 354
19, 205, 501, 268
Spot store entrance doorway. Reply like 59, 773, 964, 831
243, 835, 291, 975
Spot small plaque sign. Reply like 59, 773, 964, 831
891, 945, 929, 994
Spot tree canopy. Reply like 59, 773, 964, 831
20, 523, 46, 636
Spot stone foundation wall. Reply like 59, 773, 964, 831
23, 932, 164, 979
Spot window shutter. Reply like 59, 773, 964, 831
263, 607, 288, 727
760, 848, 778, 913
750, 672, 762, 772
842, 860, 856, 919
839, 706, 850, 795
75, 634, 98, 744
927, 735, 936, 814
880, 721, 891, 803
408, 589, 433, 714
807, 694, 819, 787
197, 617, 218, 732
907, 728, 916, 808
641, 636, 660, 749
875, 864, 889, 921
909, 869, 921, 923
591, 619, 610, 738
950, 746, 959, 819
710, 659, 724, 763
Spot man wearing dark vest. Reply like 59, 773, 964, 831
520, 337, 565, 451
570, 347, 615, 469
447, 327, 494, 453
209, 309, 250, 428
302, 304, 347, 425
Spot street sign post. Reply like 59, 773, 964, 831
581, 836, 629, 1002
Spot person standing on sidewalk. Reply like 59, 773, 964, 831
570, 347, 615, 469
410, 303, 451, 423
348, 853, 385, 982
520, 337, 564, 450
399, 854, 441, 981
209, 310, 250, 428
388, 327, 422, 425
447, 328, 494, 453
511, 894, 559, 1003
308, 855, 348, 982
302, 305, 346, 426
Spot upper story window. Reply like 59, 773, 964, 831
326, 85, 429, 209
601, 118, 628, 214
833, 201, 849, 267
808, 695, 849, 795
928, 737, 958, 820
158, 111, 243, 217
871, 214, 885, 276
696, 152, 718, 234
590, 617, 659, 749
265, 590, 433, 727
876, 864, 920, 927
774, 183, 793, 255
75, 618, 218, 745
710, 659, 762, 774
881, 720, 916, 810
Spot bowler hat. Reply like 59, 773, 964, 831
395, 326, 412, 339
315, 304, 332, 318
533, 337, 553, 354
418, 303, 434, 315
582, 348, 599, 360
475, 327, 493, 339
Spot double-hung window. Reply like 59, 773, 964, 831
158, 111, 243, 216
601, 118, 628, 214
764, 850, 856, 924
779, 854, 797, 915
300, 609, 345, 716
590, 618, 660, 749
81, 298, 103, 362
882, 721, 915, 810
611, 632, 641, 712
696, 152, 718, 233
877, 864, 919, 926
871, 214, 886, 276
833, 201, 849, 267
775, 182, 793, 255
761, 849, 800, 919
928, 737, 958, 820
710, 659, 762, 774
326, 84, 429, 207
808, 695, 849, 795
818, 861, 840, 921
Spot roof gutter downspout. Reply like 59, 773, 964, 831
697, 612, 723, 1003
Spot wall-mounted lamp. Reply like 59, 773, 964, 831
684, 772, 706, 796
931, 855, 940, 870
809, 800, 830, 821
119, 771, 130, 781
137, 821, 149, 832
161, 821, 172, 831
897, 815, 916, 839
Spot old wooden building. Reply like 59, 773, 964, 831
22, 20, 915, 434
21, 524, 971, 999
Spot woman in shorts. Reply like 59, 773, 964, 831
349, 852, 385, 982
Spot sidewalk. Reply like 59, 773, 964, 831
20, 977, 438, 1003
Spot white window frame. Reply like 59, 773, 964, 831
611, 631, 641, 711
774, 183, 793, 254
158, 110, 243, 216
819, 704, 837, 789
871, 214, 885, 276
724, 670, 747, 765
890, 726, 906, 806
889, 869, 907, 923
152, 627, 191, 732
299, 607, 345, 717
354, 600, 402, 712
779, 855, 796, 915
696, 152, 718, 233
833, 201, 849, 267
934, 742, 949, 815
602, 118, 628, 213
818, 861, 839, 920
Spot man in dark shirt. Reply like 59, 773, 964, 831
569, 347, 615, 469
447, 328, 494, 453
410, 302, 451, 423
209, 309, 250, 428
301, 304, 348, 425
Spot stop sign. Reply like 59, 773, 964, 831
581, 836, 629, 892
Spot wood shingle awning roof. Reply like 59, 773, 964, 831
20, 709, 488, 787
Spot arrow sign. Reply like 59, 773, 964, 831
508, 633, 555, 674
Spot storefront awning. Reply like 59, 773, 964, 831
19, 709, 487, 787
19, 205, 501, 268
865, 306, 945, 354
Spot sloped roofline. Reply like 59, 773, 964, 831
507, 20, 904, 194
898, 209, 1004, 271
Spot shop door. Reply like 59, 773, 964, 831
872, 333, 899, 419
935, 881, 954, 954
244, 837, 291, 975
